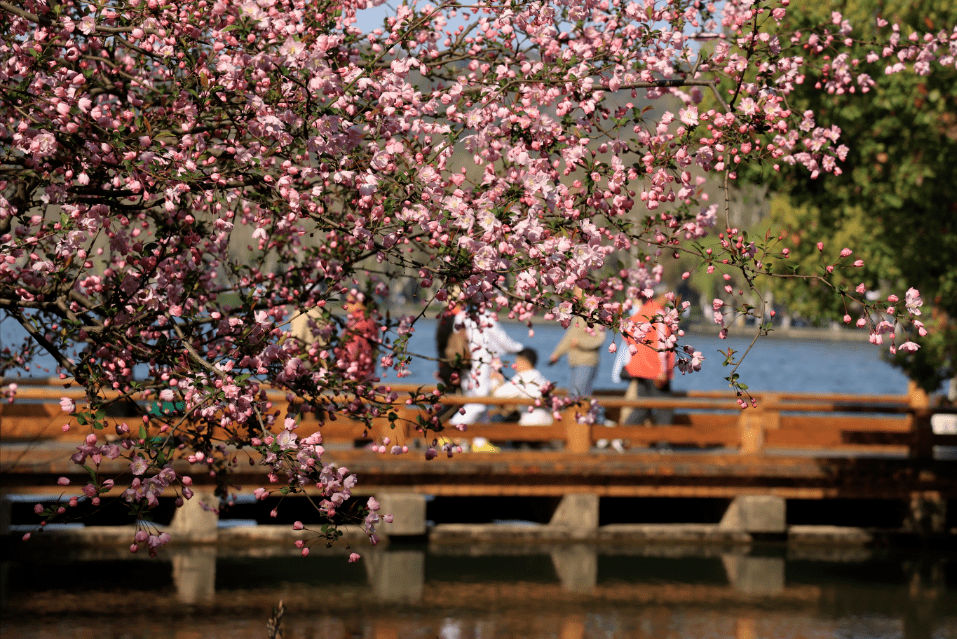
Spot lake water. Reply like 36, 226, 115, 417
2, 543, 955, 639
380, 319, 912, 396
2, 313, 912, 395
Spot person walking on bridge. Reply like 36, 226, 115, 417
548, 288, 606, 399
612, 292, 676, 426
449, 308, 524, 429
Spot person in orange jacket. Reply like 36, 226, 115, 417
611, 293, 676, 426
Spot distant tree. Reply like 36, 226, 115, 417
742, 0, 957, 392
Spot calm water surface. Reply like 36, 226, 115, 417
2, 544, 955, 639
379, 320, 911, 395
2, 311, 910, 395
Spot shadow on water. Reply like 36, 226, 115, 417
2, 542, 956, 639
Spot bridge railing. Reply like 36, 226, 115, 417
2, 379, 954, 458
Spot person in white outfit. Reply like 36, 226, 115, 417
448, 309, 524, 428
492, 348, 553, 426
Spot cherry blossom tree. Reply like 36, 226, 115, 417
1, 0, 951, 554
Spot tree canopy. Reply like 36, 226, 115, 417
1, 0, 952, 554
742, 0, 957, 392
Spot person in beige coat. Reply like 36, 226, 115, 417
549, 316, 606, 398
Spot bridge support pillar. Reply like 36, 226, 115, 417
906, 493, 947, 535
722, 553, 785, 595
172, 547, 216, 604
550, 494, 599, 531
719, 495, 786, 534
377, 492, 427, 536
550, 545, 597, 592
168, 491, 219, 542
366, 549, 425, 602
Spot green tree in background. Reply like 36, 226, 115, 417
744, 0, 957, 392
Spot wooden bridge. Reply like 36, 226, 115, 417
1, 378, 955, 541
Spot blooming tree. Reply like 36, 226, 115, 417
1, 0, 950, 554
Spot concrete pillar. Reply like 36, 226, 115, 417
719, 496, 786, 534
376, 493, 427, 536
168, 491, 219, 542
365, 550, 425, 603
906, 493, 947, 535
722, 553, 785, 595
171, 547, 216, 604
550, 494, 599, 530
550, 545, 597, 593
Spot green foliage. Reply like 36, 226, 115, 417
745, 0, 957, 391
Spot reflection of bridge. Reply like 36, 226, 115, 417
1, 379, 955, 542
1, 543, 953, 639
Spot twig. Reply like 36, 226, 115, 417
266, 600, 285, 639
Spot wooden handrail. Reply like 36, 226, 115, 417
3, 377, 954, 458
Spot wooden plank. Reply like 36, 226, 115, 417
0, 404, 66, 440
591, 425, 740, 447
778, 416, 912, 432
672, 414, 739, 427
453, 423, 565, 441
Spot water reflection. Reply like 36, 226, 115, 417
2, 543, 955, 639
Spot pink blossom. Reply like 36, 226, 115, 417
679, 106, 699, 126
78, 15, 96, 35
905, 288, 922, 315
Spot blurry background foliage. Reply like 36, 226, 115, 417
740, 0, 957, 392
